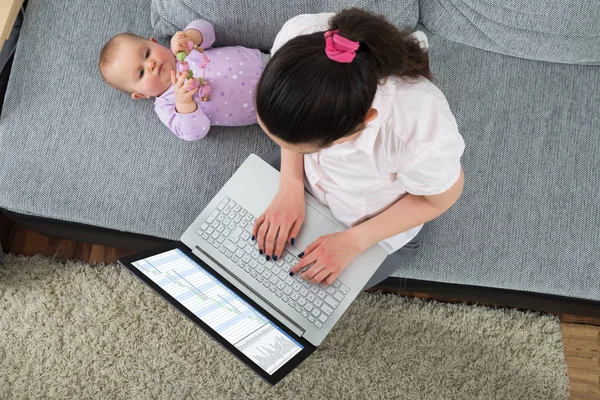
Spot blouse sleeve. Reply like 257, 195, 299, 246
394, 83, 466, 195
396, 130, 465, 195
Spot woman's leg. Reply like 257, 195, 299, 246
361, 229, 425, 290
261, 52, 271, 68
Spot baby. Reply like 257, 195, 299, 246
99, 20, 268, 141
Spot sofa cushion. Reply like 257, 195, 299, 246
391, 26, 600, 301
151, 0, 419, 51
0, 0, 277, 241
419, 0, 600, 65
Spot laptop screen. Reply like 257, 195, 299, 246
120, 243, 315, 384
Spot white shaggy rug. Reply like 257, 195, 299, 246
0, 255, 569, 399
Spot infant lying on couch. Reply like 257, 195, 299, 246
99, 20, 269, 141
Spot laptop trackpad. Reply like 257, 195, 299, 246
292, 204, 340, 252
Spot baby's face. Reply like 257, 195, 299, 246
105, 36, 176, 97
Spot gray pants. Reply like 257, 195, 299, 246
261, 52, 271, 68
266, 149, 423, 291
361, 229, 422, 290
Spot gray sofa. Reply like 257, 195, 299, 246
1, 0, 599, 311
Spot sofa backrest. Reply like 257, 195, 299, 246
151, 0, 419, 51
419, 0, 600, 65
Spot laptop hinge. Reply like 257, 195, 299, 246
195, 246, 306, 337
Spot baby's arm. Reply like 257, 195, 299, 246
183, 20, 216, 49
154, 97, 211, 141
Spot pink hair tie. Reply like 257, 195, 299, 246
324, 29, 359, 63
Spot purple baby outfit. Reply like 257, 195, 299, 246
154, 20, 265, 141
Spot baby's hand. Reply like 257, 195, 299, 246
171, 71, 198, 113
171, 31, 191, 56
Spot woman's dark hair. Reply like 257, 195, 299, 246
256, 8, 431, 147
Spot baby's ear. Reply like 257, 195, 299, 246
131, 92, 150, 100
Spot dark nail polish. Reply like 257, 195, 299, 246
266, 255, 270, 261
273, 255, 277, 261
289, 272, 294, 276
251, 235, 255, 241
291, 238, 295, 246
298, 252, 304, 258
259, 250, 263, 255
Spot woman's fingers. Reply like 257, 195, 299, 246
290, 250, 318, 276
273, 224, 292, 260
288, 217, 304, 247
300, 236, 324, 258
301, 261, 325, 282
309, 264, 331, 284
252, 213, 266, 242
253, 212, 301, 260
256, 219, 270, 255
264, 225, 279, 261
322, 273, 337, 286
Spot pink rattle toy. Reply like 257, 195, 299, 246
176, 41, 212, 101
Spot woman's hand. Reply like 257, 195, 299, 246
252, 177, 305, 261
289, 230, 364, 286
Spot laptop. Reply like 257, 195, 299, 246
118, 154, 388, 385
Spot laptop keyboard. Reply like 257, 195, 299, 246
196, 196, 350, 329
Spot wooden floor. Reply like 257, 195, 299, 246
1, 214, 598, 399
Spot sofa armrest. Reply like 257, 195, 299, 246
0, 0, 24, 52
